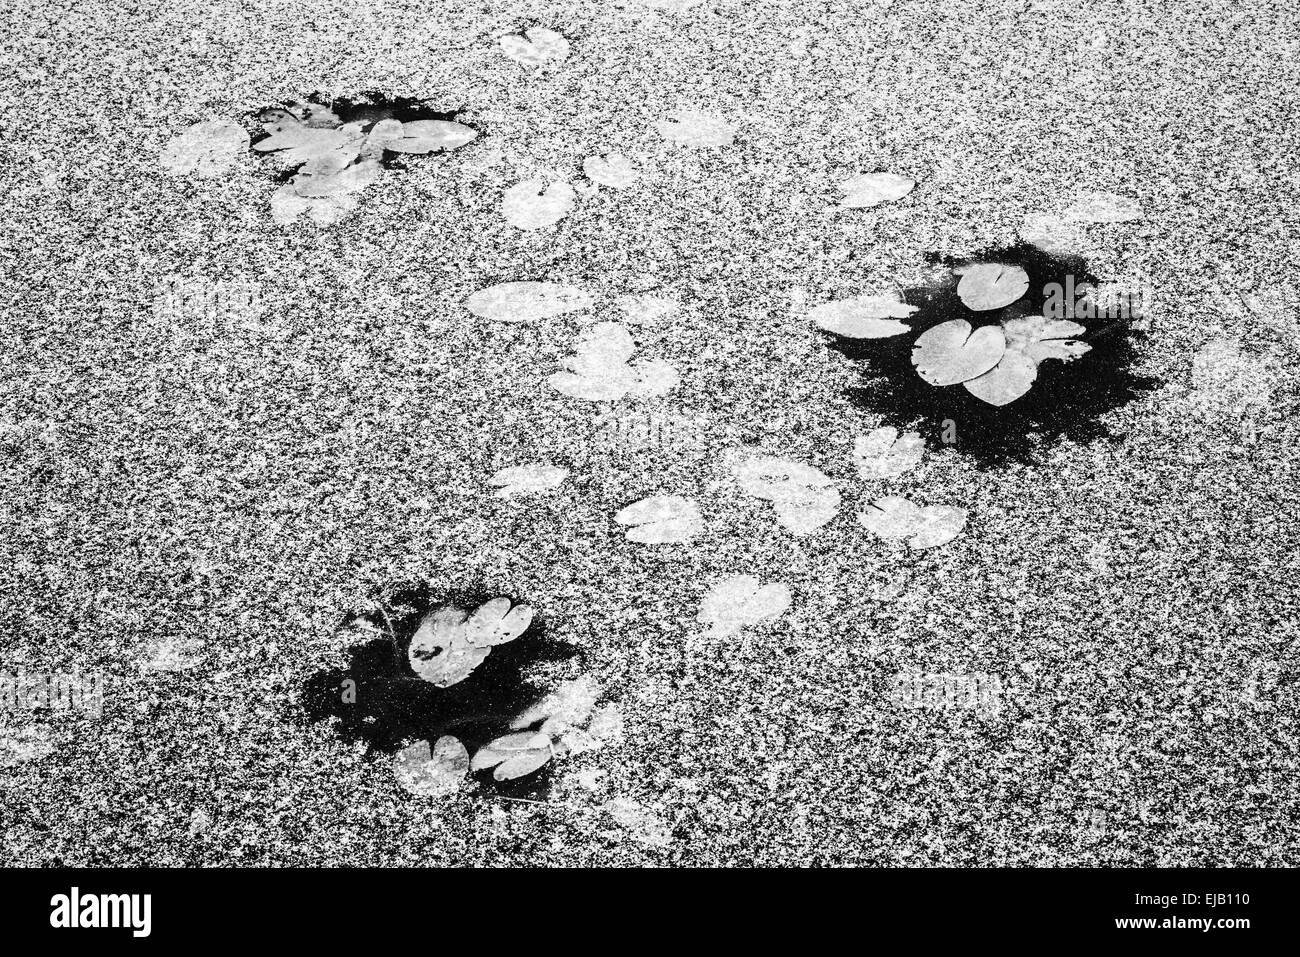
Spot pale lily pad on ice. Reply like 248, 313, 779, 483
955, 263, 1030, 311
809, 292, 918, 338
1020, 211, 1088, 255
614, 494, 703, 544
858, 496, 968, 550
160, 120, 249, 177
466, 281, 592, 322
394, 735, 469, 798
489, 463, 568, 498
698, 574, 792, 637
655, 109, 735, 147
503, 178, 575, 229
853, 426, 925, 479
499, 27, 570, 67
839, 171, 915, 209
1067, 191, 1143, 223
584, 152, 641, 188
549, 322, 679, 401
730, 455, 841, 536
911, 318, 1006, 386
382, 120, 477, 154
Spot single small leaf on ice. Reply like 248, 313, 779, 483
383, 120, 477, 154
911, 318, 1006, 386
503, 178, 575, 229
698, 574, 792, 637
489, 463, 568, 497
499, 27, 570, 67
393, 735, 469, 798
584, 152, 641, 189
605, 797, 672, 847
655, 109, 735, 147
810, 292, 918, 338
466, 281, 592, 322
773, 489, 840, 536
1020, 211, 1086, 255
858, 496, 968, 550
839, 171, 915, 209
853, 426, 925, 479
160, 120, 249, 177
0, 726, 54, 767
614, 494, 703, 544
512, 675, 601, 732
955, 263, 1030, 311
616, 293, 679, 325
1004, 315, 1090, 364
1067, 191, 1143, 223
549, 322, 679, 401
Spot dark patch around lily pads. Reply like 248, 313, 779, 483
826, 243, 1160, 465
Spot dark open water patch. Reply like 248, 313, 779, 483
301, 585, 578, 798
827, 243, 1160, 465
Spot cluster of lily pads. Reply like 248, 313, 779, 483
251, 101, 477, 225
811, 262, 1092, 407
395, 596, 622, 796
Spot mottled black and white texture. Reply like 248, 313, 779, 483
1, 0, 1298, 865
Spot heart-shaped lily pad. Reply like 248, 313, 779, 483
503, 179, 575, 229
954, 263, 1030, 311
810, 292, 918, 338
614, 494, 703, 543
839, 171, 915, 209
466, 281, 592, 322
963, 316, 1090, 406
858, 496, 968, 550
911, 318, 1006, 386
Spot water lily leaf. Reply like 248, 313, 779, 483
584, 152, 641, 188
839, 171, 915, 209
698, 574, 792, 637
466, 281, 592, 322
384, 119, 477, 154
614, 494, 703, 544
810, 292, 918, 338
911, 318, 1006, 385
253, 122, 364, 168
1020, 211, 1087, 255
393, 735, 469, 798
499, 26, 570, 67
291, 158, 380, 198
773, 489, 841, 536
1004, 315, 1090, 364
549, 322, 679, 401
655, 109, 735, 147
1067, 191, 1143, 223
858, 496, 968, 550
160, 120, 249, 177
489, 462, 568, 497
511, 675, 601, 732
853, 426, 925, 479
493, 748, 552, 780
407, 597, 530, 687
270, 183, 360, 225
0, 726, 54, 767
962, 349, 1038, 406
463, 597, 534, 648
503, 178, 575, 229
955, 263, 1029, 311
605, 797, 672, 847
616, 293, 679, 325
730, 455, 840, 535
